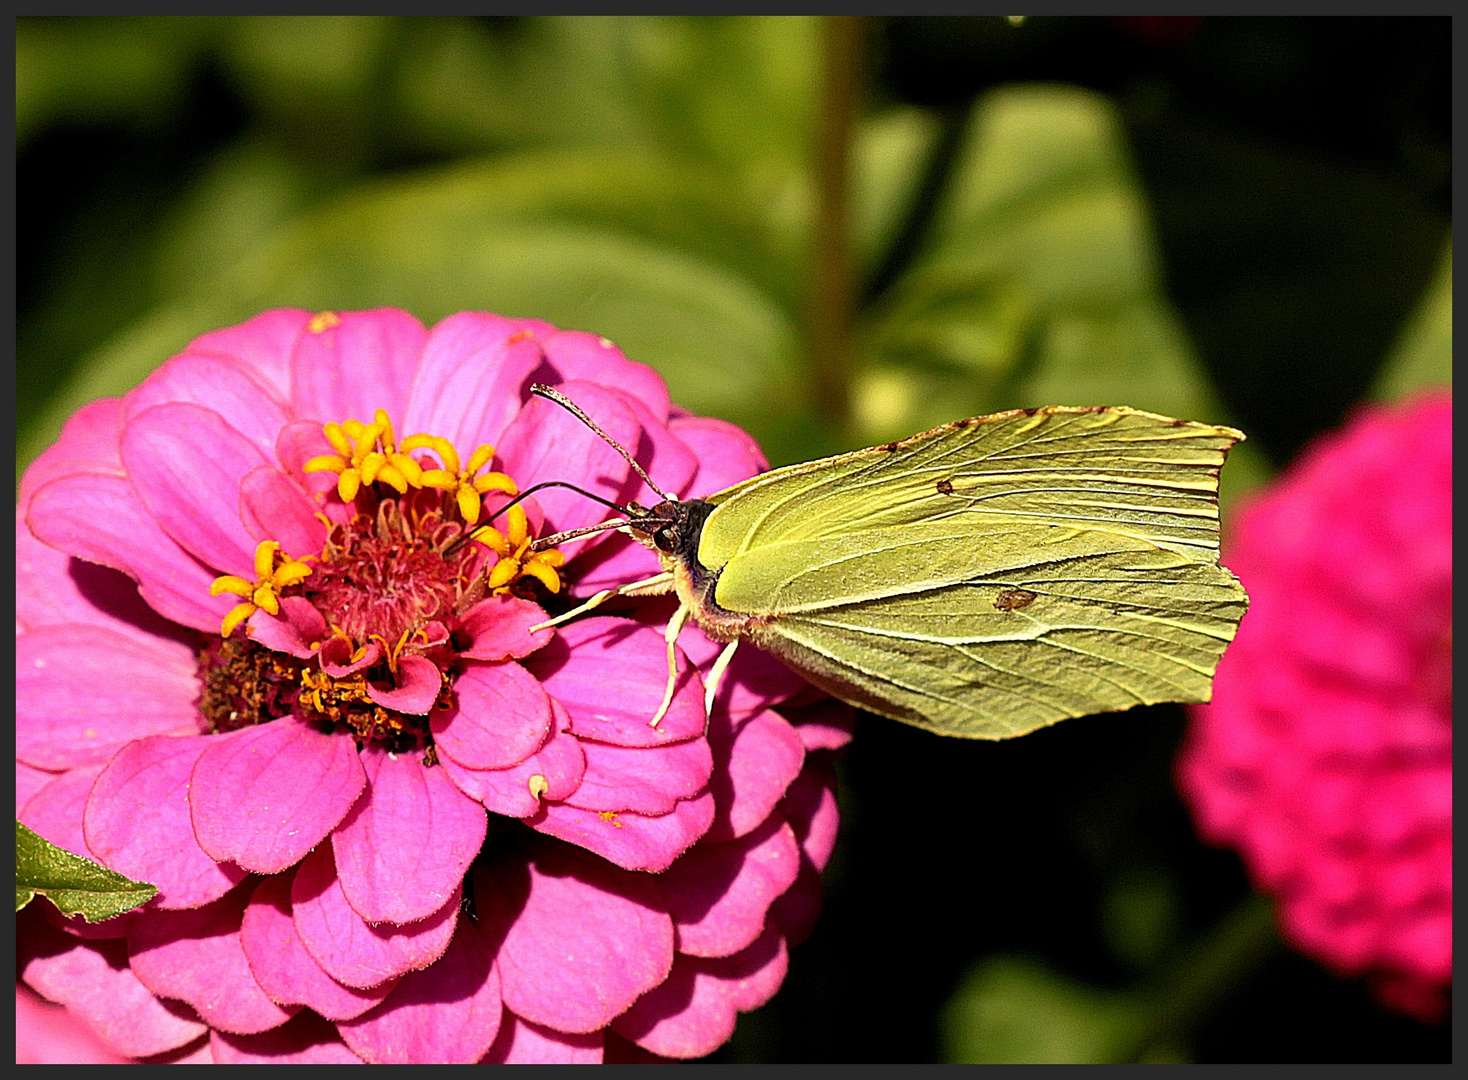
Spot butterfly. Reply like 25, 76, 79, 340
518, 386, 1249, 740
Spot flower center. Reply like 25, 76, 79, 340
196, 407, 565, 753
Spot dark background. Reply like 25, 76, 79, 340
17, 16, 1451, 1062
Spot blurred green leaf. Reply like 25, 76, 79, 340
943, 956, 1150, 1064
1372, 241, 1451, 402
16, 821, 157, 922
1102, 869, 1182, 973
19, 148, 808, 478
16, 16, 217, 146
851, 107, 941, 274
943, 892, 1279, 1064
858, 85, 1235, 444
151, 141, 319, 296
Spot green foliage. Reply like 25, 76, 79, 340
16, 821, 158, 922
17, 17, 1263, 487
1373, 241, 1452, 402
943, 956, 1152, 1063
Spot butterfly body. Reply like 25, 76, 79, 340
622, 404, 1249, 740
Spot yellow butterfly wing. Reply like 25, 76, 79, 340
702, 406, 1242, 565
699, 407, 1248, 739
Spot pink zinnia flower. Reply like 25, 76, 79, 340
17, 308, 848, 1063
1177, 393, 1451, 1021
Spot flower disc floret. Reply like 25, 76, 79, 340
210, 541, 315, 638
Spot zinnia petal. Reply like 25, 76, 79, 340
120, 402, 271, 578
540, 329, 672, 423
668, 413, 769, 499
431, 660, 553, 770
239, 874, 397, 1022
658, 814, 802, 958
290, 844, 459, 990
289, 308, 427, 427
611, 925, 789, 1059
84, 734, 248, 910
183, 307, 311, 404
457, 595, 554, 661
16, 511, 185, 643
527, 618, 706, 747
126, 887, 298, 1035
336, 912, 503, 1064
20, 914, 208, 1058
403, 311, 548, 451
17, 624, 201, 770
705, 706, 806, 842
565, 736, 714, 817
123, 350, 292, 462
364, 654, 444, 715
439, 702, 586, 819
493, 379, 640, 545
331, 747, 488, 925
17, 397, 125, 509
529, 789, 716, 874
190, 719, 366, 874
485, 846, 673, 1035
482, 1013, 604, 1063
246, 595, 328, 658
238, 465, 328, 557
209, 1011, 365, 1063
26, 472, 229, 632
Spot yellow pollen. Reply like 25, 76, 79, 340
403, 434, 518, 526
304, 411, 423, 502
308, 311, 341, 333
209, 541, 313, 638
528, 774, 550, 801
471, 504, 563, 595
597, 810, 623, 828
507, 329, 536, 344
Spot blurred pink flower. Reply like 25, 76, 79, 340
1177, 393, 1451, 1021
16, 308, 848, 1063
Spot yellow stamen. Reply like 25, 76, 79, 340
210, 575, 255, 599
403, 435, 516, 526
528, 774, 550, 801
209, 541, 313, 638
487, 557, 522, 591
306, 412, 431, 503
303, 453, 348, 476
338, 470, 362, 503
474, 525, 513, 557
505, 504, 529, 547
308, 311, 341, 333
221, 603, 256, 639
522, 559, 561, 594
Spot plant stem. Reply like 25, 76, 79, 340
806, 15, 865, 429
1129, 890, 1280, 1060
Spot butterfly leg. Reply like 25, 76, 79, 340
650, 603, 692, 727
528, 572, 675, 633
703, 639, 740, 717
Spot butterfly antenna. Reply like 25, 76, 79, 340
529, 517, 675, 552
441, 479, 643, 560
530, 384, 673, 502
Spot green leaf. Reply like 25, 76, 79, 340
18, 148, 809, 480
16, 16, 218, 146
859, 86, 1233, 443
942, 956, 1150, 1064
15, 821, 157, 922
1372, 240, 1452, 402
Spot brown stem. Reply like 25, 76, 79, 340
806, 15, 866, 429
